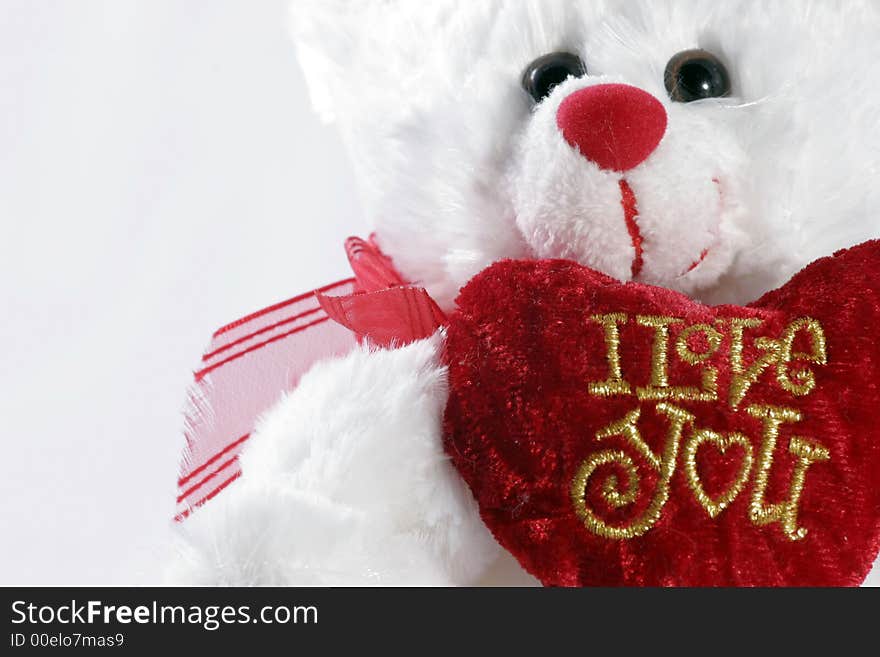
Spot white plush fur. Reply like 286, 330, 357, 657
172, 0, 880, 586
291, 0, 880, 308
511, 71, 749, 290
169, 333, 498, 585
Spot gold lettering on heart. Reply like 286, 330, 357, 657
682, 429, 753, 518
776, 318, 827, 397
728, 317, 776, 408
588, 314, 828, 410
636, 316, 718, 402
570, 403, 693, 539
588, 313, 632, 396
577, 313, 831, 541
729, 318, 826, 408
746, 405, 830, 540
571, 402, 830, 541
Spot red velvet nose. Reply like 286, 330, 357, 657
556, 83, 667, 172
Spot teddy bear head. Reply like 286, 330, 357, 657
292, 0, 880, 308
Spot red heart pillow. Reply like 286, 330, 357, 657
443, 240, 880, 586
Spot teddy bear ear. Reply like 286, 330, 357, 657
289, 0, 387, 123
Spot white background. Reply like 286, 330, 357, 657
0, 0, 366, 584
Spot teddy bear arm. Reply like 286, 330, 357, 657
167, 332, 500, 585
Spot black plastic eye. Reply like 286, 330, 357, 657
664, 49, 731, 102
522, 52, 586, 103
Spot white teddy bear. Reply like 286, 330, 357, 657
169, 0, 880, 586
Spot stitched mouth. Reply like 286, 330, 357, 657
618, 179, 644, 279
618, 178, 717, 280
685, 248, 710, 273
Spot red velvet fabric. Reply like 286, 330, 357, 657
443, 241, 880, 586
556, 83, 667, 172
